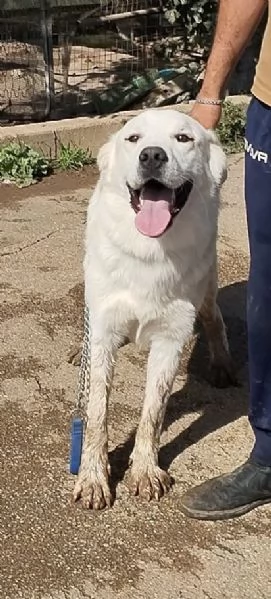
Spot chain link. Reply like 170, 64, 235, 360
75, 304, 91, 417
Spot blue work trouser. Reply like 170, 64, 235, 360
245, 96, 271, 465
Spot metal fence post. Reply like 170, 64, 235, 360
40, 0, 54, 117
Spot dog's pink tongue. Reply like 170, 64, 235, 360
135, 199, 172, 237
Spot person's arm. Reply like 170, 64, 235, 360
191, 0, 267, 129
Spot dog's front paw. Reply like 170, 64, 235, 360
73, 459, 112, 510
129, 464, 173, 501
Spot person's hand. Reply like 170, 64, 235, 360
190, 102, 222, 130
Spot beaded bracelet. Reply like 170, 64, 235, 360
195, 96, 223, 106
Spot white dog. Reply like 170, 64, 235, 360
74, 109, 236, 510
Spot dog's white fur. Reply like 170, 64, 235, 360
74, 109, 234, 509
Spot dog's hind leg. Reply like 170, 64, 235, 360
129, 337, 181, 501
73, 330, 117, 510
199, 265, 238, 388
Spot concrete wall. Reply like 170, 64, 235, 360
0, 96, 250, 158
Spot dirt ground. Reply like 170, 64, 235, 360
1, 154, 271, 599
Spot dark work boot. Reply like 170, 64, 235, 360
180, 460, 271, 520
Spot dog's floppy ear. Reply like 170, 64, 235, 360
97, 133, 117, 173
207, 129, 227, 187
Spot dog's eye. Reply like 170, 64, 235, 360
175, 134, 193, 143
126, 134, 140, 143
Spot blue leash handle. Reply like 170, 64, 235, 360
70, 417, 84, 475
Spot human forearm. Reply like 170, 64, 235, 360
199, 0, 267, 99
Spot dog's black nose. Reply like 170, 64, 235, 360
139, 146, 168, 170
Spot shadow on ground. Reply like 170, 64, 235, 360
110, 280, 248, 492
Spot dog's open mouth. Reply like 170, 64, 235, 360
128, 178, 193, 238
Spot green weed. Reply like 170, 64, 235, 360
0, 142, 51, 187
55, 142, 95, 171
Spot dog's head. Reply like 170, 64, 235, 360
97, 109, 226, 238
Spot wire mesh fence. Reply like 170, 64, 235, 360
51, 0, 169, 117
0, 0, 186, 123
0, 1, 263, 123
0, 8, 47, 121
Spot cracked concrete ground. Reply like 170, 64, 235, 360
1, 156, 271, 599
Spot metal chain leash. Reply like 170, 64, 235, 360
75, 304, 91, 418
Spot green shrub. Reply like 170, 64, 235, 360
217, 102, 246, 154
0, 142, 51, 187
164, 0, 217, 52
